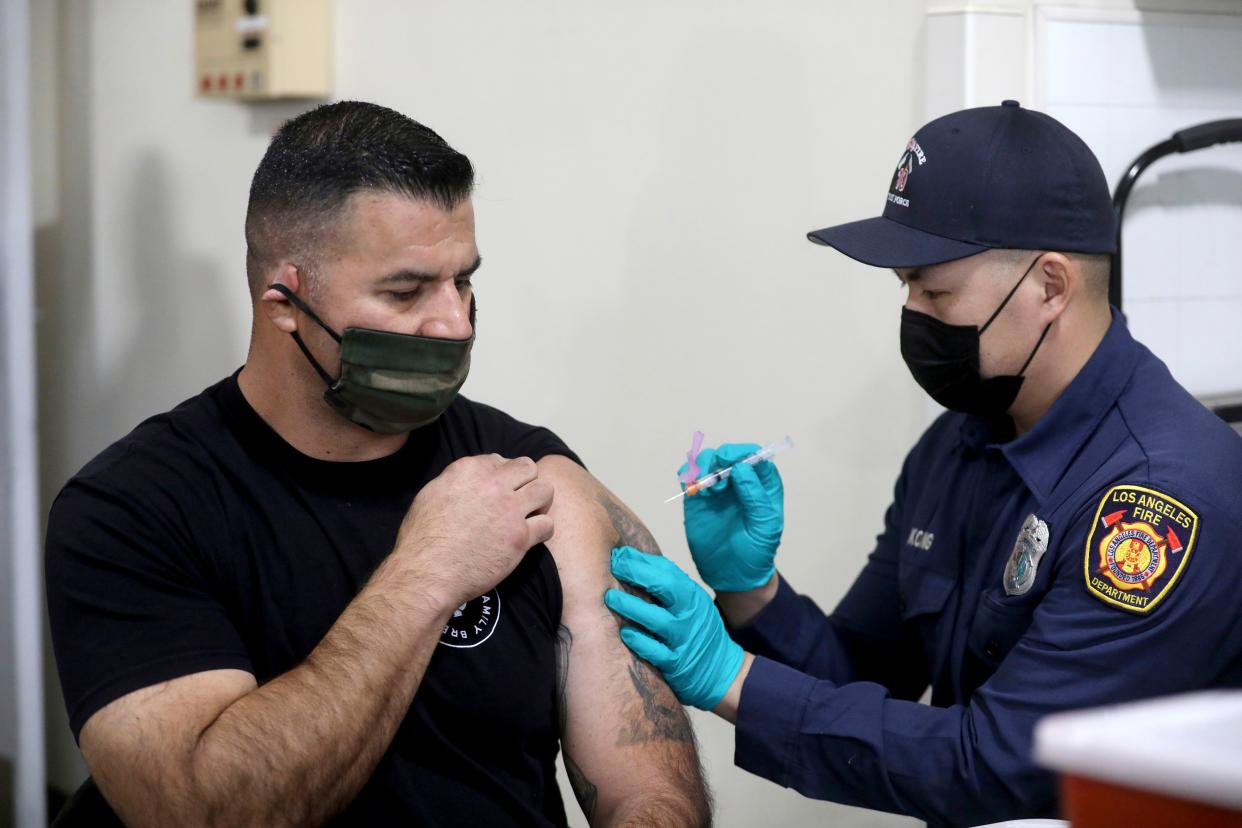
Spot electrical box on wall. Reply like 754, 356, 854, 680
194, 0, 330, 100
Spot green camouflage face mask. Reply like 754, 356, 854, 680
269, 284, 474, 434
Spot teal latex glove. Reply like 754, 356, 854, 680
680, 442, 784, 592
604, 545, 745, 711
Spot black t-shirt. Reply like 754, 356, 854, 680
45, 373, 582, 826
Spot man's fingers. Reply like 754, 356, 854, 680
525, 513, 554, 548
604, 589, 674, 638
497, 456, 539, 490
619, 627, 677, 671
518, 478, 554, 515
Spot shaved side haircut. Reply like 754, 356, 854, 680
996, 248, 1111, 301
245, 101, 474, 299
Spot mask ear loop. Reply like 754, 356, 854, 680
267, 282, 341, 388
267, 283, 342, 343
1017, 322, 1053, 376
979, 254, 1052, 377
979, 254, 1043, 335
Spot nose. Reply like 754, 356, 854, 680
902, 287, 927, 315
416, 280, 473, 340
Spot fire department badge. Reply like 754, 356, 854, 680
1083, 485, 1198, 614
1004, 514, 1049, 596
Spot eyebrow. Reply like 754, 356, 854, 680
375, 255, 483, 287
894, 267, 922, 284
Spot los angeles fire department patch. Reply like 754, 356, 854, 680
1084, 485, 1199, 614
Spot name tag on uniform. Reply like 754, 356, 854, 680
906, 527, 935, 551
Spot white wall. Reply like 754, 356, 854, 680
3, 0, 47, 824
33, 1, 971, 826
1035, 6, 1242, 397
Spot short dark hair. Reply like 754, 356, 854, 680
244, 100, 474, 299
997, 248, 1111, 302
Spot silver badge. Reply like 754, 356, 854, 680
1004, 514, 1049, 596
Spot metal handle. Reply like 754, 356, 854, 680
1171, 119, 1242, 153
1111, 119, 1242, 309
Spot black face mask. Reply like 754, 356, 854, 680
900, 255, 1051, 418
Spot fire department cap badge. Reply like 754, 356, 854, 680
1084, 484, 1198, 614
1004, 514, 1049, 596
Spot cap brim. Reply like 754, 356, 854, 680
807, 216, 990, 268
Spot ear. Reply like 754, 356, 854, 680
259, 263, 303, 334
1036, 252, 1072, 322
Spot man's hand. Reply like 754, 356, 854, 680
396, 454, 554, 608
682, 443, 783, 592
605, 546, 745, 711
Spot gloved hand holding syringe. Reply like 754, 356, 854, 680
605, 433, 791, 707
665, 436, 793, 502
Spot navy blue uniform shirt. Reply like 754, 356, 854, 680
729, 310, 1242, 827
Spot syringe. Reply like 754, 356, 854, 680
665, 437, 793, 503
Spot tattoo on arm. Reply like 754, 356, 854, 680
598, 494, 662, 556
556, 624, 598, 820
559, 487, 711, 822
565, 755, 598, 822
556, 625, 572, 734
598, 492, 664, 602
617, 657, 693, 746
595, 494, 695, 746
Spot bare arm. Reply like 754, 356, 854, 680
80, 455, 554, 828
539, 456, 711, 827
83, 557, 452, 827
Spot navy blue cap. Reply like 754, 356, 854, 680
808, 101, 1117, 268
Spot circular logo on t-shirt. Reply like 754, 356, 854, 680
438, 589, 501, 648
